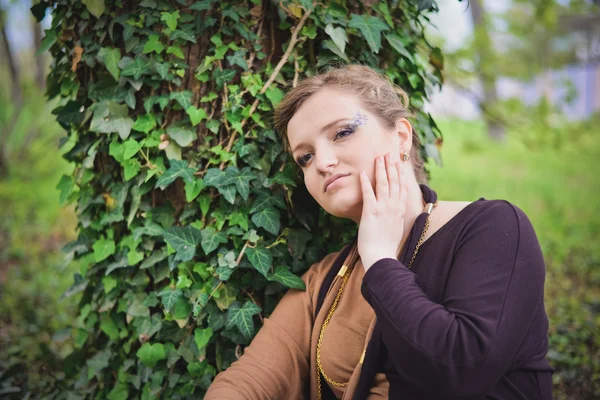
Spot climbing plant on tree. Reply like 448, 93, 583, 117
36, 0, 444, 397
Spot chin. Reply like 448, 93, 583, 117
319, 189, 361, 219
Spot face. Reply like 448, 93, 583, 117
287, 87, 412, 222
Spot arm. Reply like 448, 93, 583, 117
205, 251, 339, 400
360, 202, 547, 398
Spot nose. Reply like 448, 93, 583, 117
314, 144, 338, 174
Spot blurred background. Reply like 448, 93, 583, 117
0, 0, 598, 398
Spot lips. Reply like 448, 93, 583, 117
324, 174, 350, 192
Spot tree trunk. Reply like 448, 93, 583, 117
0, 9, 22, 104
469, 0, 505, 141
32, 16, 45, 89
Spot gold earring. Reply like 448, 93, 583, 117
401, 152, 410, 162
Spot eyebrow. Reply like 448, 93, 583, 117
291, 117, 350, 154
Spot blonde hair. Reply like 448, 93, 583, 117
273, 64, 427, 183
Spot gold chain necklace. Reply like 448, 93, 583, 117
316, 201, 437, 400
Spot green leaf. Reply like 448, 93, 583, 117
122, 139, 142, 159
132, 114, 156, 133
123, 159, 141, 181
136, 342, 166, 368
143, 34, 164, 55
159, 287, 182, 312
119, 56, 151, 80
161, 10, 180, 31
167, 46, 185, 59
100, 313, 120, 340
167, 125, 195, 147
384, 33, 413, 60
90, 101, 134, 140
226, 50, 248, 71
200, 227, 228, 254
98, 47, 121, 81
140, 248, 168, 269
102, 275, 118, 293
184, 178, 205, 202
194, 327, 213, 351
325, 24, 348, 54
169, 91, 193, 109
251, 207, 280, 235
93, 238, 116, 262
56, 175, 74, 206
246, 246, 272, 277
348, 14, 389, 54
87, 350, 111, 372
155, 159, 196, 190
163, 226, 202, 262
82, 0, 105, 18
226, 301, 262, 339
186, 106, 207, 126
213, 68, 236, 89
268, 266, 306, 290
176, 274, 192, 289
265, 86, 284, 108
36, 28, 57, 56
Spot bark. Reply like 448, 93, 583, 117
1, 9, 22, 104
469, 0, 505, 141
33, 17, 45, 89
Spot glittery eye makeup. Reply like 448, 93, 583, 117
349, 109, 368, 129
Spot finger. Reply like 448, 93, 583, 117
375, 155, 389, 200
359, 171, 376, 206
388, 157, 400, 198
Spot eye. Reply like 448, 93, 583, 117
297, 153, 312, 167
334, 127, 355, 140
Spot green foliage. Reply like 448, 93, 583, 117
34, 0, 445, 397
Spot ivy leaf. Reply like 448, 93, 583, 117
36, 28, 57, 56
82, 0, 105, 18
119, 56, 151, 80
86, 350, 111, 372
136, 342, 166, 368
167, 125, 195, 147
143, 34, 164, 55
226, 50, 248, 71
268, 266, 306, 290
223, 166, 254, 201
251, 207, 280, 235
226, 301, 262, 339
159, 287, 182, 312
384, 33, 413, 61
186, 106, 207, 126
123, 159, 141, 181
194, 327, 213, 351
160, 10, 180, 31
169, 91, 193, 109
122, 139, 142, 159
93, 238, 116, 262
200, 227, 228, 255
348, 14, 389, 54
325, 24, 348, 54
213, 68, 236, 89
140, 248, 168, 269
167, 46, 185, 59
132, 114, 156, 133
163, 226, 202, 262
265, 86, 284, 108
245, 246, 272, 277
155, 159, 196, 190
90, 101, 134, 140
100, 313, 120, 340
98, 47, 121, 81
56, 175, 74, 206
184, 178, 205, 202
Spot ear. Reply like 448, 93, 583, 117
394, 117, 413, 154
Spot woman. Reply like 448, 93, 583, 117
205, 65, 554, 399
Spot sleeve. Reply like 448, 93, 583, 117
204, 251, 339, 400
360, 201, 547, 398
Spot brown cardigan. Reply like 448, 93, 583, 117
205, 248, 387, 399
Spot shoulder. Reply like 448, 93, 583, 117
452, 199, 542, 255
